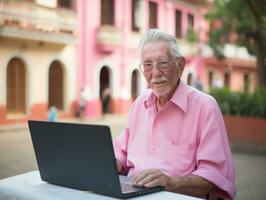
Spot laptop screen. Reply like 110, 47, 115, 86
28, 120, 163, 198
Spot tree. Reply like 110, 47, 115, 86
205, 0, 266, 87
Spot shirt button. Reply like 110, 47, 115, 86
151, 146, 156, 152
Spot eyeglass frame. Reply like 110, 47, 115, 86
138, 57, 178, 74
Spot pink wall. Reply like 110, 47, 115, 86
76, 0, 207, 117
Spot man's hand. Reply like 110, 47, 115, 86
133, 169, 218, 198
133, 169, 170, 188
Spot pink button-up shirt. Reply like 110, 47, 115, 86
114, 80, 236, 199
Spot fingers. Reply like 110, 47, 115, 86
133, 169, 166, 188
143, 178, 160, 188
133, 169, 156, 184
134, 173, 154, 187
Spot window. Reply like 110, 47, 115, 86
58, 0, 72, 9
149, 1, 157, 28
6, 58, 26, 114
224, 71, 230, 88
132, 0, 141, 31
101, 0, 115, 25
175, 9, 182, 38
188, 14, 194, 28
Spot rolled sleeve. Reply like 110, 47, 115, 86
192, 99, 236, 199
192, 163, 235, 199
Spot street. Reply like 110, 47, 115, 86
0, 115, 265, 200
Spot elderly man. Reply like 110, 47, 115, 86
114, 29, 236, 200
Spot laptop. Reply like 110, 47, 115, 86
28, 120, 163, 198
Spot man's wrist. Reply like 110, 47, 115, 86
165, 176, 181, 191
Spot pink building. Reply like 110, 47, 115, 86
77, 0, 211, 118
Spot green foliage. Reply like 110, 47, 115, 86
205, 0, 266, 49
209, 87, 266, 118
205, 0, 266, 86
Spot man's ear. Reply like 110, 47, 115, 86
178, 56, 186, 73
178, 57, 185, 68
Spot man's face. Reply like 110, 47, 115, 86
141, 41, 183, 99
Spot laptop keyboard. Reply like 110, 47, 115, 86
121, 183, 137, 192
119, 175, 144, 193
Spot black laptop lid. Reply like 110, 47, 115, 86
28, 120, 122, 197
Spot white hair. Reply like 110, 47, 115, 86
138, 29, 183, 59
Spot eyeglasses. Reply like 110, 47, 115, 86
139, 59, 174, 73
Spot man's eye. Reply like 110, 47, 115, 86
159, 61, 168, 65
144, 63, 152, 67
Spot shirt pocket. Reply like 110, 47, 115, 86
162, 142, 197, 176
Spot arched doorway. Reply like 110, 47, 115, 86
99, 66, 111, 113
243, 73, 250, 92
187, 73, 193, 85
208, 70, 214, 88
224, 71, 231, 88
131, 69, 140, 100
6, 57, 26, 114
48, 61, 64, 110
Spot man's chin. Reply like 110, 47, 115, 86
152, 89, 170, 97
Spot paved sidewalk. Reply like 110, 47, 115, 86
0, 114, 127, 138
1, 114, 266, 154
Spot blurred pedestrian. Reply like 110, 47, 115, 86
194, 76, 203, 91
48, 106, 57, 122
76, 87, 89, 120
101, 86, 111, 115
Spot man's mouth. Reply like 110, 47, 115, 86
153, 80, 167, 86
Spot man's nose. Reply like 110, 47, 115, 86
151, 63, 161, 74
151, 65, 162, 78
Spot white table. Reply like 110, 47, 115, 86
0, 171, 202, 200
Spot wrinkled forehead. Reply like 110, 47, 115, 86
141, 41, 171, 60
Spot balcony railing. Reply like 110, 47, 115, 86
0, 0, 77, 44
178, 39, 198, 56
96, 25, 122, 52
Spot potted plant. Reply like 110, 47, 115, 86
209, 88, 266, 145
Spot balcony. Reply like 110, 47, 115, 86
178, 39, 198, 57
96, 25, 122, 52
0, 0, 77, 44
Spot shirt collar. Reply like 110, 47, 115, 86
144, 80, 189, 113
144, 90, 156, 109
171, 80, 189, 113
